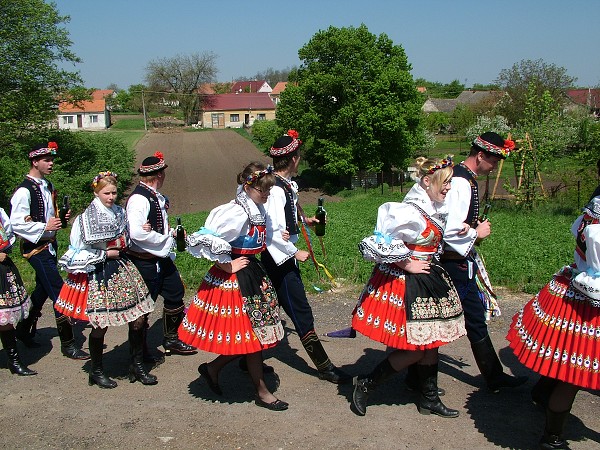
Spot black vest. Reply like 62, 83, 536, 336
128, 184, 166, 234
453, 164, 479, 228
16, 177, 54, 223
275, 176, 299, 236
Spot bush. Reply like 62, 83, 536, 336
250, 120, 282, 154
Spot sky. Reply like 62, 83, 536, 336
52, 0, 600, 90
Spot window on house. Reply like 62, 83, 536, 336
230, 114, 240, 122
256, 114, 266, 121
63, 116, 74, 124
89, 115, 98, 123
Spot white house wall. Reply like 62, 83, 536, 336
57, 111, 109, 130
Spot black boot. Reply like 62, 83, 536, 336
405, 363, 445, 396
0, 329, 37, 376
471, 335, 527, 393
351, 358, 397, 416
88, 335, 117, 389
532, 376, 559, 409
301, 330, 351, 384
162, 306, 197, 356
129, 326, 158, 385
15, 307, 42, 347
416, 363, 459, 418
56, 315, 90, 360
540, 408, 571, 449
142, 316, 163, 364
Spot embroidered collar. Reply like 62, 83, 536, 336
80, 197, 127, 244
459, 162, 478, 179
584, 197, 600, 220
403, 182, 448, 218
235, 186, 266, 226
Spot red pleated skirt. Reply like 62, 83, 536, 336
507, 265, 600, 390
178, 263, 284, 355
352, 263, 465, 350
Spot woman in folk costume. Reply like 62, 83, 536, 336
350, 156, 467, 417
179, 162, 287, 411
54, 172, 155, 388
507, 196, 600, 449
0, 207, 36, 376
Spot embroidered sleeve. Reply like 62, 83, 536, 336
58, 217, 105, 273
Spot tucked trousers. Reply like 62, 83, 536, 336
129, 256, 184, 309
440, 257, 488, 343
261, 251, 315, 338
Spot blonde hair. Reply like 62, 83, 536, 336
93, 175, 117, 194
414, 156, 453, 189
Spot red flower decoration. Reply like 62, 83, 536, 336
48, 142, 58, 149
154, 151, 164, 160
504, 140, 515, 151
287, 130, 299, 139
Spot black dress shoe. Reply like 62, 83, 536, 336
238, 357, 275, 374
318, 364, 352, 384
198, 363, 223, 396
255, 395, 288, 411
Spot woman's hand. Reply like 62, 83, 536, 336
0, 252, 7, 263
217, 257, 249, 274
295, 250, 309, 262
281, 230, 290, 242
458, 223, 470, 235
106, 249, 120, 259
142, 221, 151, 232
395, 258, 430, 274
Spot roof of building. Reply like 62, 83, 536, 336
202, 93, 276, 111
566, 88, 600, 108
58, 89, 113, 113
271, 82, 288, 95
231, 80, 272, 93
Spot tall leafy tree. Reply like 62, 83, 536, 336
494, 59, 576, 125
145, 52, 217, 125
0, 0, 82, 137
276, 25, 423, 176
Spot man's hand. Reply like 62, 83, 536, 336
475, 219, 492, 241
295, 250, 309, 262
0, 252, 7, 263
45, 217, 62, 232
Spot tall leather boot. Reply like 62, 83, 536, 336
540, 408, 571, 450
56, 315, 90, 360
15, 307, 42, 347
471, 335, 527, 392
162, 306, 197, 356
129, 326, 158, 385
416, 363, 459, 418
88, 335, 117, 389
142, 316, 163, 364
301, 330, 351, 384
405, 363, 445, 396
351, 358, 397, 416
0, 329, 37, 376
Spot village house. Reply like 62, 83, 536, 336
270, 81, 288, 105
200, 92, 276, 128
565, 88, 600, 118
57, 89, 113, 130
231, 80, 272, 94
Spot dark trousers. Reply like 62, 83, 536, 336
129, 256, 184, 309
441, 258, 488, 343
27, 245, 63, 318
261, 251, 315, 338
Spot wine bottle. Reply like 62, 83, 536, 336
480, 203, 492, 222
314, 197, 326, 237
175, 217, 186, 252
59, 195, 69, 229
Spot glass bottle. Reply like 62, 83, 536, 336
59, 195, 69, 228
314, 197, 326, 237
175, 217, 186, 252
480, 204, 492, 222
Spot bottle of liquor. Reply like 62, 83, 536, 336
59, 195, 69, 228
314, 198, 326, 237
480, 203, 492, 222
175, 217, 186, 252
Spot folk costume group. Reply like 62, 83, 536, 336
2, 131, 597, 448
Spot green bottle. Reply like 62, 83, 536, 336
314, 198, 326, 237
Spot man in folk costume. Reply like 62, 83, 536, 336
262, 130, 351, 384
126, 152, 196, 357
10, 142, 89, 360
438, 131, 527, 392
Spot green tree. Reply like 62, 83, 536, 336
494, 59, 576, 125
145, 52, 217, 125
276, 25, 423, 176
0, 0, 82, 137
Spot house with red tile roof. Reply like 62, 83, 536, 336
270, 82, 288, 105
57, 89, 113, 129
566, 88, 600, 117
231, 80, 272, 94
200, 92, 275, 128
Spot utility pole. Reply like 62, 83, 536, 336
141, 90, 147, 131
